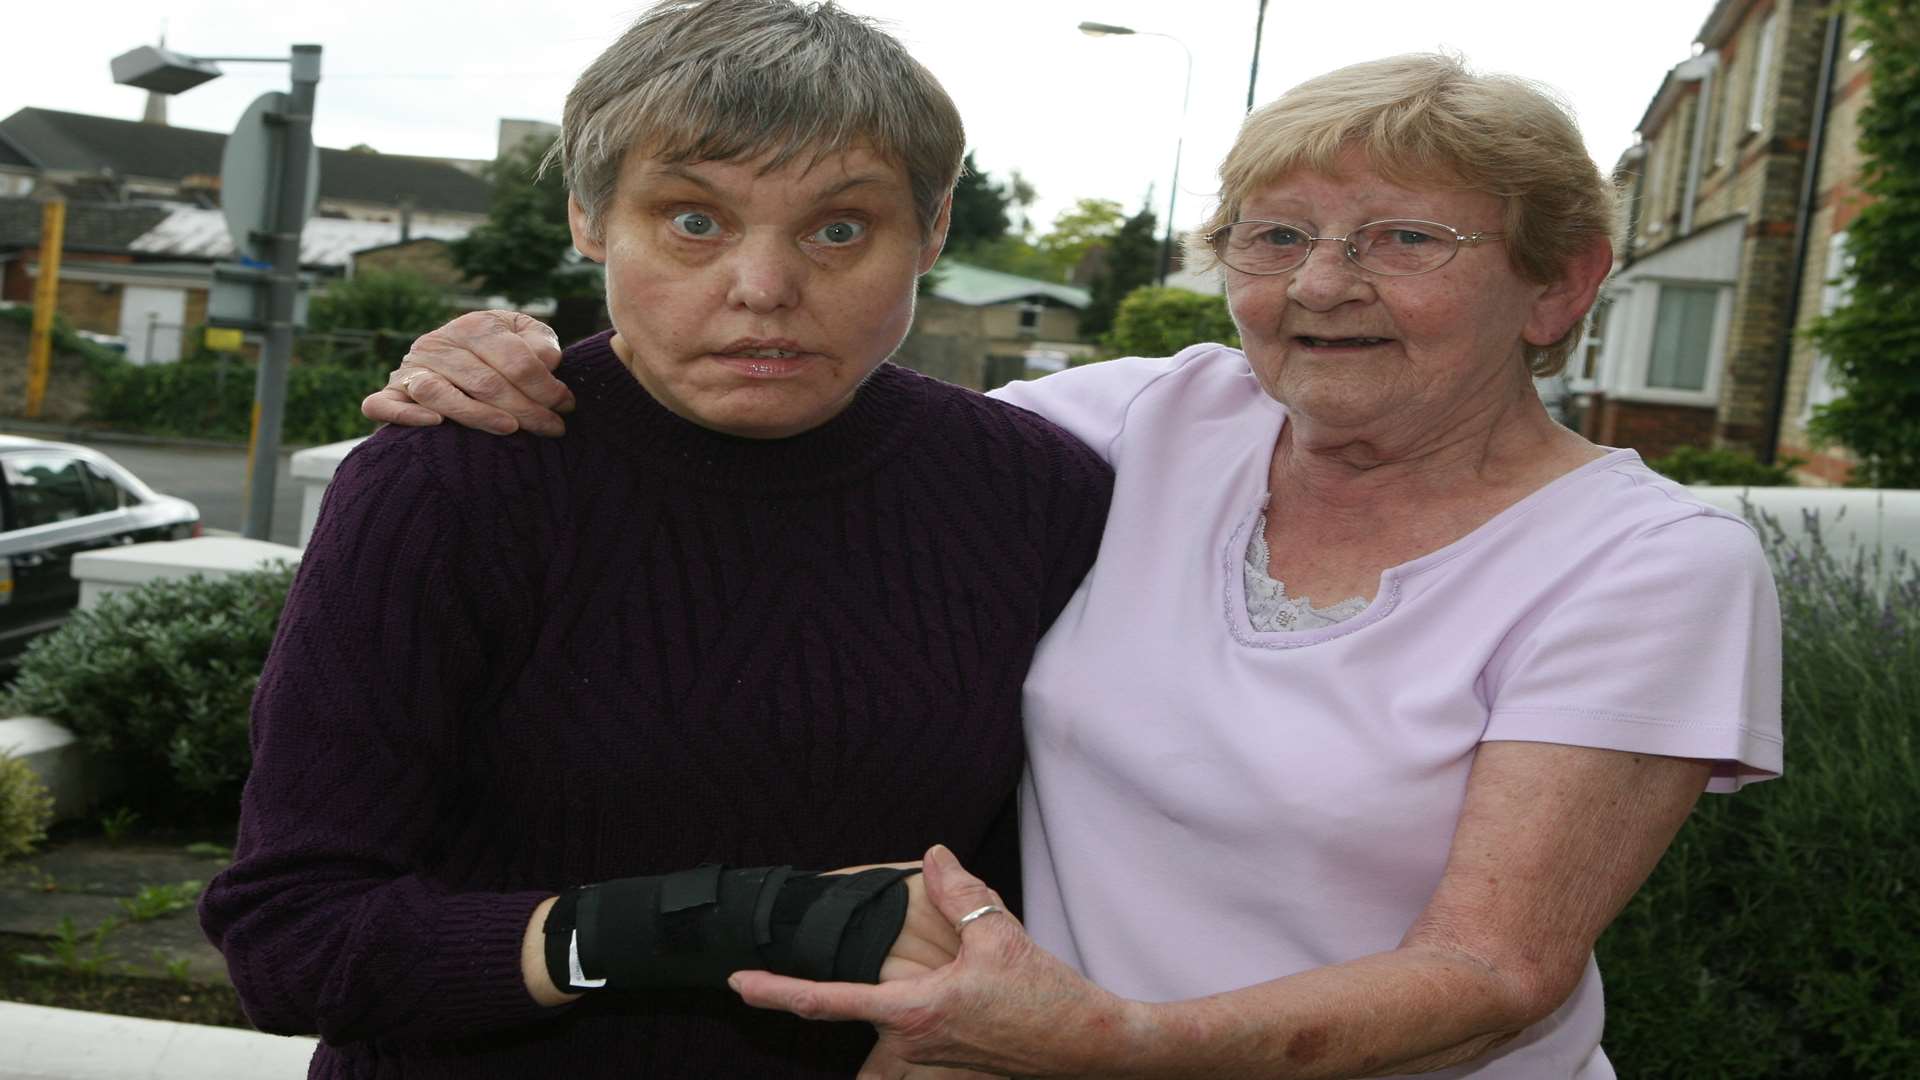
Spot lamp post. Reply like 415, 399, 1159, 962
1248, 0, 1270, 111
111, 42, 321, 542
1078, 20, 1192, 286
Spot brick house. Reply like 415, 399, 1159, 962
0, 108, 492, 364
896, 262, 1093, 390
1579, 0, 1865, 481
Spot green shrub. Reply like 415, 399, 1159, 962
1648, 444, 1801, 487
1597, 511, 1920, 1076
1095, 286, 1240, 361
1, 566, 297, 819
87, 356, 377, 445
0, 753, 54, 863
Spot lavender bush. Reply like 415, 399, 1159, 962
1597, 508, 1919, 1077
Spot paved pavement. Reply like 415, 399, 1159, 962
0, 839, 318, 1078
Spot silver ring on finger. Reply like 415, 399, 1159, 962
955, 904, 1004, 932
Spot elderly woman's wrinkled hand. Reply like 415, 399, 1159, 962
735, 846, 1141, 1079
362, 310, 573, 436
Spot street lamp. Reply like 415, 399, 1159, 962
111, 42, 321, 543
1078, 20, 1192, 287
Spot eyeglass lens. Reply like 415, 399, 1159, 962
1213, 220, 1460, 276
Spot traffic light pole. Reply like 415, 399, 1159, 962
242, 44, 320, 541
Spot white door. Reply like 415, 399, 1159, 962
119, 286, 188, 364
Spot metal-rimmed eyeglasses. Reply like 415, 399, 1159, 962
1204, 219, 1507, 277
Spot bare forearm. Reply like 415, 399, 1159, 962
1107, 944, 1540, 1080
521, 896, 581, 1007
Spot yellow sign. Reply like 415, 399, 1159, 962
204, 327, 245, 352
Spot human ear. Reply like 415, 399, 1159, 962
917, 191, 954, 276
1524, 235, 1613, 348
568, 195, 607, 263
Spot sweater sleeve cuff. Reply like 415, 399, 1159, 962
407, 890, 563, 1030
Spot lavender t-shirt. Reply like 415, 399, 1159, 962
990, 346, 1782, 1079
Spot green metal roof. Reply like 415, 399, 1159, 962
926, 260, 1089, 309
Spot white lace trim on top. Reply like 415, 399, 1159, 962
1244, 513, 1368, 632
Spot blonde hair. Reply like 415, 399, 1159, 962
1191, 53, 1619, 376
552, 0, 964, 242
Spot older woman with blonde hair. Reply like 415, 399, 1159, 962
373, 51, 1782, 1079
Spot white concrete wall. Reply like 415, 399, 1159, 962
73, 537, 302, 610
290, 438, 366, 547
0, 1001, 315, 1080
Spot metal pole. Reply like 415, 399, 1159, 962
1247, 0, 1269, 112
25, 198, 66, 418
243, 43, 319, 541
1156, 37, 1192, 287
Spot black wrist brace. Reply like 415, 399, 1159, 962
542, 864, 919, 993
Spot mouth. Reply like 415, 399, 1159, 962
1294, 335, 1393, 350
711, 340, 823, 377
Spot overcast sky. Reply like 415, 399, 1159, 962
6, 1, 1713, 233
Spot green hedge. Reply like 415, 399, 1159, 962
88, 356, 377, 445
1596, 512, 1919, 1076
3, 302, 379, 445
1649, 445, 1801, 487
1, 566, 297, 820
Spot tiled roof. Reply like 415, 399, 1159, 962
129, 205, 471, 268
0, 197, 171, 253
928, 261, 1091, 308
0, 108, 493, 215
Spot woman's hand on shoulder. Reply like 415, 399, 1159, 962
362, 310, 574, 437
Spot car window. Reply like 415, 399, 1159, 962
3, 453, 102, 529
81, 460, 137, 510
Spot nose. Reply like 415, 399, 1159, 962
725, 230, 805, 314
1285, 240, 1372, 311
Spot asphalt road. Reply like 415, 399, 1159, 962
67, 438, 307, 548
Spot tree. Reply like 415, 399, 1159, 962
450, 137, 600, 308
1803, 1, 1920, 487
947, 150, 1014, 251
1037, 198, 1125, 280
1080, 203, 1160, 339
304, 269, 455, 367
307, 269, 453, 337
1098, 286, 1239, 360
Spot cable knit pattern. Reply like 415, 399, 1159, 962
199, 332, 1113, 1079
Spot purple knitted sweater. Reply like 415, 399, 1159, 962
199, 333, 1112, 1078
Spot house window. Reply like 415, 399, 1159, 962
1018, 301, 1044, 335
1803, 231, 1851, 420
1747, 10, 1779, 133
1647, 284, 1719, 391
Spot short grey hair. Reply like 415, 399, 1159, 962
551, 0, 965, 241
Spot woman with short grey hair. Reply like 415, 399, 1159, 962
199, 3, 1111, 1077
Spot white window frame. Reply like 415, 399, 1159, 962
1597, 277, 1735, 407
1748, 10, 1779, 133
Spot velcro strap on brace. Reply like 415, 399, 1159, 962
543, 864, 919, 992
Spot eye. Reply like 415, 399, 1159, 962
810, 220, 867, 246
1248, 223, 1307, 248
670, 211, 719, 238
1366, 222, 1447, 247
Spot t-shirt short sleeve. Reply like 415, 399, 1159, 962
1483, 511, 1783, 792
987, 349, 1209, 465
